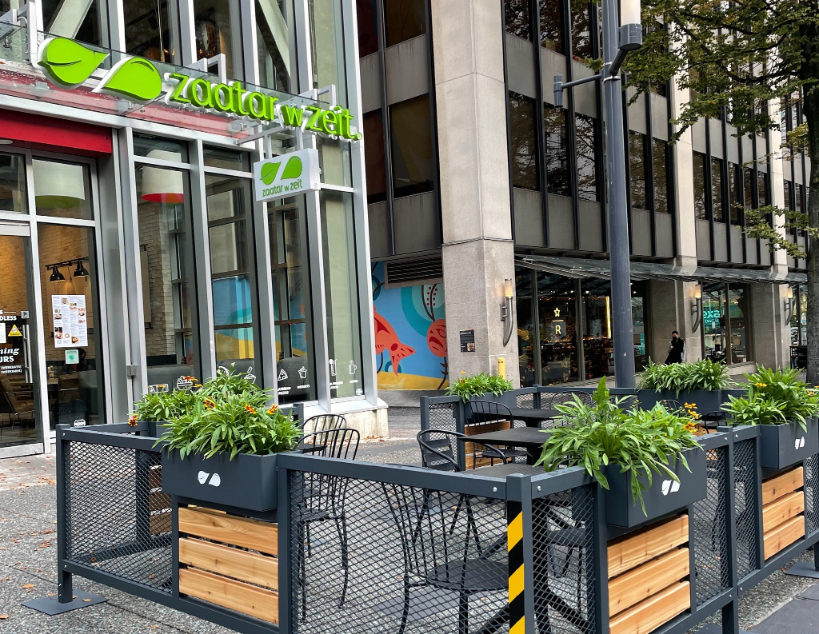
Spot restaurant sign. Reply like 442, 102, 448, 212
37, 37, 362, 141
253, 149, 320, 202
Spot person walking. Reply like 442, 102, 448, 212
665, 330, 685, 364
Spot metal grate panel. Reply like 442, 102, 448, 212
64, 442, 172, 592
516, 393, 534, 409
733, 439, 759, 578
531, 485, 596, 634
287, 471, 509, 633
693, 447, 730, 604
427, 402, 460, 463
805, 453, 819, 534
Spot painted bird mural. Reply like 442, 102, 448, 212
374, 308, 415, 375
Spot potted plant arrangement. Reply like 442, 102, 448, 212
445, 371, 516, 418
129, 382, 200, 436
133, 366, 302, 512
722, 367, 819, 470
638, 358, 734, 413
538, 379, 706, 528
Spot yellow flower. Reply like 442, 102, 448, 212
245, 404, 257, 415
267, 405, 278, 415
460, 370, 466, 375
128, 414, 138, 427
204, 398, 216, 410
755, 382, 767, 388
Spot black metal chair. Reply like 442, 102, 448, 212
418, 429, 507, 472
658, 399, 685, 413
295, 427, 360, 615
299, 414, 346, 434
469, 400, 528, 464
701, 410, 728, 433
383, 483, 509, 634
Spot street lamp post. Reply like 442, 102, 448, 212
554, 0, 642, 389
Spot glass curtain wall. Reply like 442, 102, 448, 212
42, 0, 107, 45
701, 282, 751, 363
193, 0, 242, 78
256, 0, 297, 92
124, 0, 181, 63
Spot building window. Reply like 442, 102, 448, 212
385, 0, 426, 46
124, 0, 180, 63
729, 163, 742, 225
540, 0, 563, 52
516, 269, 536, 387
0, 153, 26, 214
570, 0, 593, 59
758, 171, 769, 206
390, 94, 434, 198
42, 0, 104, 45
744, 167, 754, 211
784, 179, 793, 210
308, 0, 348, 96
194, 0, 241, 79
711, 157, 724, 222
629, 132, 647, 210
505, 0, 532, 40
538, 273, 579, 384
508, 93, 540, 191
544, 105, 570, 196
575, 113, 597, 201
33, 159, 94, 221
795, 183, 804, 214
702, 282, 752, 364
653, 139, 668, 213
364, 110, 387, 204
357, 0, 380, 56
693, 152, 707, 220
257, 0, 295, 91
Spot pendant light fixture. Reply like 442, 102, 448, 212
141, 150, 185, 203
33, 159, 86, 209
73, 259, 89, 278
49, 265, 65, 283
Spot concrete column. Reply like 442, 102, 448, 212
749, 283, 790, 369
431, 0, 519, 384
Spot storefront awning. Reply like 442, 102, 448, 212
515, 255, 807, 285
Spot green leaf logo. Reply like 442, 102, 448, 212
261, 161, 281, 185
282, 156, 303, 179
40, 37, 107, 87
99, 57, 163, 102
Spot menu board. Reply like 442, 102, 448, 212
52, 295, 88, 348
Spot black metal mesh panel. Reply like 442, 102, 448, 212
693, 447, 730, 605
288, 471, 510, 633
734, 439, 759, 577
531, 485, 596, 634
805, 454, 819, 534
427, 402, 460, 462
516, 393, 534, 409
64, 442, 172, 592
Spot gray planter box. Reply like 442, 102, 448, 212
161, 450, 281, 512
604, 447, 707, 528
759, 419, 819, 471
637, 389, 728, 415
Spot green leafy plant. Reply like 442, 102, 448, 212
722, 366, 819, 431
638, 358, 732, 395
445, 372, 514, 403
131, 387, 199, 423
537, 379, 701, 515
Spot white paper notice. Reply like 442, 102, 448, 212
52, 295, 88, 348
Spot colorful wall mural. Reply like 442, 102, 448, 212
372, 262, 448, 390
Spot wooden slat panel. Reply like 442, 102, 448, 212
763, 515, 805, 559
610, 581, 690, 634
609, 548, 690, 617
179, 538, 278, 590
179, 567, 278, 624
762, 467, 804, 506
150, 511, 171, 535
762, 491, 805, 533
179, 507, 278, 556
608, 515, 689, 579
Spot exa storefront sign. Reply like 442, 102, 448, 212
253, 149, 320, 202
37, 37, 362, 142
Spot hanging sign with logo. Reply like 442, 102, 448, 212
35, 37, 363, 142
253, 149, 320, 202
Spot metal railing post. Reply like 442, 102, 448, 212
420, 396, 429, 431
56, 424, 73, 603
721, 428, 740, 634
592, 482, 610, 634
278, 466, 293, 634
506, 474, 536, 634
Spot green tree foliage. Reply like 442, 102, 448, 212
622, 1, 819, 381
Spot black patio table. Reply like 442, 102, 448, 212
506, 406, 559, 427
471, 463, 544, 477
459, 426, 551, 464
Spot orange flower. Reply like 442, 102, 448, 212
128, 414, 138, 427
267, 405, 278, 415
245, 404, 257, 415
204, 398, 216, 410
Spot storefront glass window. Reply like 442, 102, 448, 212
653, 139, 668, 213
583, 282, 613, 380
575, 114, 597, 201
540, 0, 563, 52
509, 93, 540, 191
124, 0, 181, 63
38, 224, 104, 428
711, 157, 724, 222
364, 110, 387, 204
42, 0, 103, 45
728, 285, 749, 364
693, 152, 707, 220
134, 136, 190, 162
320, 191, 363, 399
702, 283, 726, 362
194, 0, 240, 79
308, 0, 347, 97
256, 0, 295, 92
269, 197, 317, 403
632, 286, 648, 372
505, 0, 531, 40
799, 285, 807, 346
0, 153, 26, 213
389, 95, 434, 197
629, 132, 646, 209
33, 159, 93, 220
544, 105, 570, 196
135, 163, 199, 385
203, 146, 250, 172
516, 269, 536, 387
205, 174, 258, 370
356, 0, 379, 56
538, 273, 578, 384
385, 0, 426, 47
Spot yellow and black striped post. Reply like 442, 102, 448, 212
507, 501, 526, 634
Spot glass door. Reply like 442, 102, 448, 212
0, 228, 43, 450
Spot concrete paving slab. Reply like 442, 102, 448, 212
751, 597, 819, 633
799, 583, 819, 602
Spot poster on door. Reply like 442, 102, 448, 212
52, 295, 88, 348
